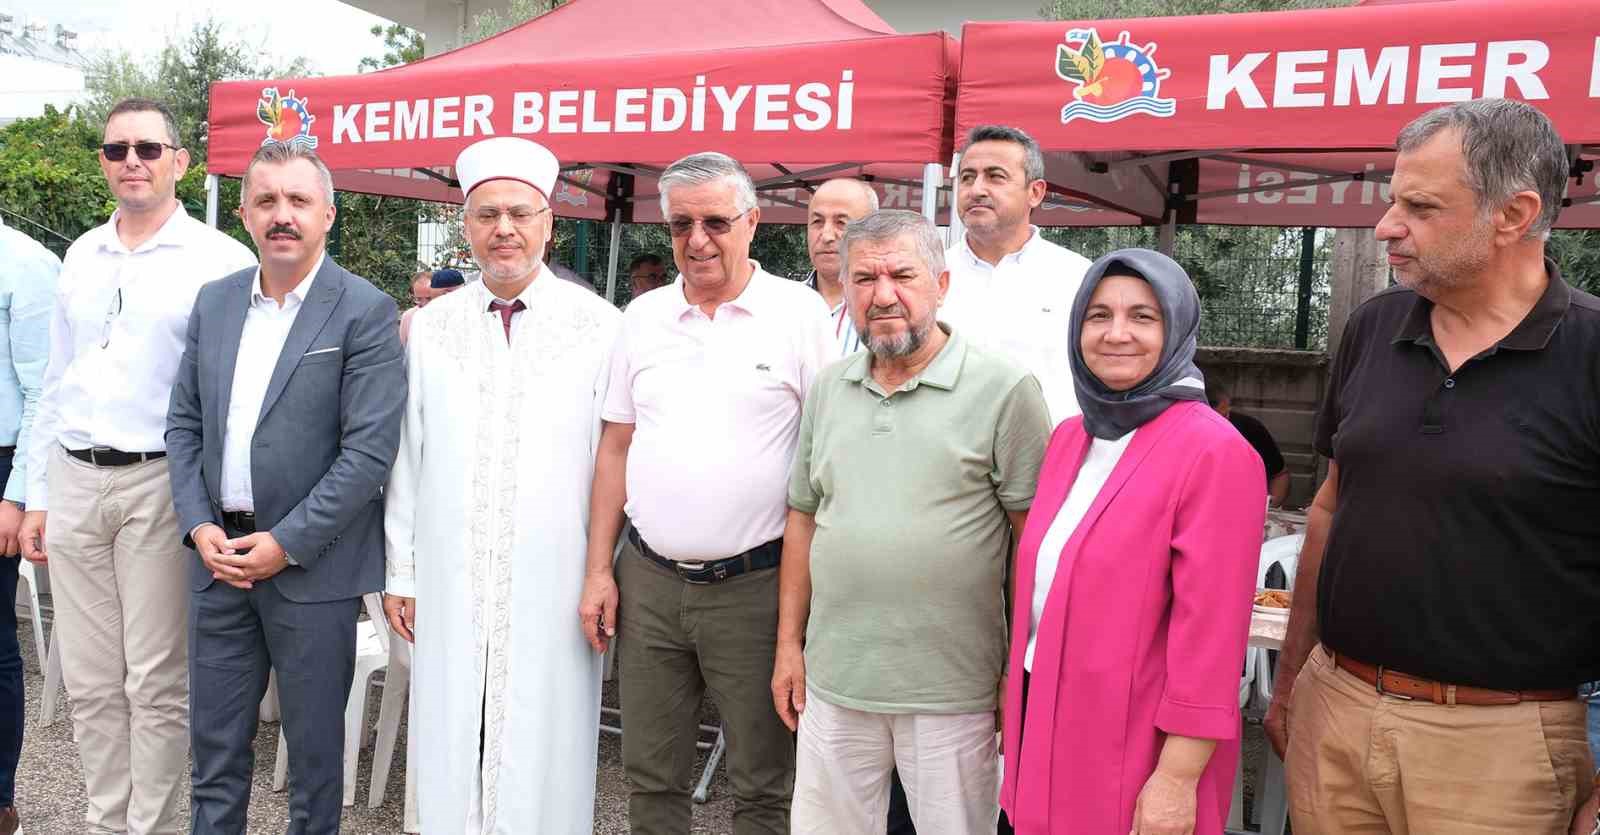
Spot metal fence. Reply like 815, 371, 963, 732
1048, 225, 1330, 352
0, 207, 71, 260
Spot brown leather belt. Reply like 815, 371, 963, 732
1331, 649, 1576, 706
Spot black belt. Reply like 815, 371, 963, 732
66, 446, 166, 467
628, 526, 780, 585
220, 511, 257, 533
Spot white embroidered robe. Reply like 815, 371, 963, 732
385, 273, 618, 834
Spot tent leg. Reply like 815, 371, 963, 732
946, 152, 964, 248
205, 174, 219, 228
604, 209, 623, 306
1157, 211, 1176, 256
919, 162, 940, 223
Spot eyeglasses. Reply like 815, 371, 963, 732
101, 142, 180, 162
101, 288, 122, 349
468, 205, 551, 229
667, 208, 752, 238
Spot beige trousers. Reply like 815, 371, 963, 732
47, 445, 190, 835
1286, 644, 1594, 835
791, 688, 998, 835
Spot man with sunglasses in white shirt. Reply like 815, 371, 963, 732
583, 151, 833, 834
21, 98, 254, 835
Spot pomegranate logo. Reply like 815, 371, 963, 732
1055, 28, 1175, 125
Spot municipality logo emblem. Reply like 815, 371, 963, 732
1055, 28, 1175, 125
257, 87, 319, 150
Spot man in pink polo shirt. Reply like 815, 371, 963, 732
581, 151, 833, 834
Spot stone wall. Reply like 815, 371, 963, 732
1196, 347, 1329, 509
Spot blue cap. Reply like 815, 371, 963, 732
430, 269, 465, 289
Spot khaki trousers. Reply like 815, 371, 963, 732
47, 445, 190, 834
791, 689, 997, 835
616, 541, 795, 835
1286, 644, 1594, 835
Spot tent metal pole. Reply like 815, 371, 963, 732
205, 174, 219, 228
946, 152, 964, 247
1157, 211, 1176, 255
919, 163, 940, 222
604, 208, 623, 306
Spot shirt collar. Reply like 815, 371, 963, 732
98, 202, 194, 256
251, 253, 324, 307
840, 324, 965, 393
1391, 258, 1571, 352
957, 226, 1044, 268
476, 263, 547, 310
671, 260, 770, 319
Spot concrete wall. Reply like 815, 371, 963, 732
1196, 347, 1329, 509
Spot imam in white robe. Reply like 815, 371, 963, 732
385, 271, 618, 834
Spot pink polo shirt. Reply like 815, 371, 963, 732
603, 262, 833, 562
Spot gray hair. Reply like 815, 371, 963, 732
659, 152, 758, 216
1396, 99, 1568, 240
960, 124, 1046, 184
839, 209, 946, 284
241, 143, 335, 205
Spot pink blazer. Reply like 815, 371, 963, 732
1000, 400, 1266, 834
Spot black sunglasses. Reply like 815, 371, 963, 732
101, 142, 179, 162
666, 208, 752, 238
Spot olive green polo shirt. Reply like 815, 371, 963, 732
788, 326, 1051, 714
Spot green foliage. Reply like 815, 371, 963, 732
1545, 230, 1600, 295
0, 108, 110, 249
358, 24, 425, 72
331, 193, 425, 300
462, 0, 566, 45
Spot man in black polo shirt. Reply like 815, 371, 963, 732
1207, 381, 1289, 507
1264, 98, 1599, 834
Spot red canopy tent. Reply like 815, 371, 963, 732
205, 0, 958, 296
952, 0, 1600, 231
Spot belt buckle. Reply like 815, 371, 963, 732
675, 560, 711, 585
1375, 666, 1413, 701
90, 446, 114, 466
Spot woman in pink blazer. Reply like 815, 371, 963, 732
998, 249, 1266, 835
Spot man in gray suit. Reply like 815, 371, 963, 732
165, 143, 405, 834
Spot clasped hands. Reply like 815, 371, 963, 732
193, 523, 289, 589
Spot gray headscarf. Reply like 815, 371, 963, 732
1069, 248, 1206, 440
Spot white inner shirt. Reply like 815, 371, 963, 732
940, 227, 1090, 427
220, 256, 322, 512
1025, 429, 1135, 672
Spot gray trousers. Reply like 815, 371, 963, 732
617, 539, 795, 835
188, 565, 358, 835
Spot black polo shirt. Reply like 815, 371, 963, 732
1314, 261, 1600, 691
1229, 411, 1285, 484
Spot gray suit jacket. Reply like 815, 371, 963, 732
166, 257, 405, 603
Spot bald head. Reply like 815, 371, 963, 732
807, 179, 881, 287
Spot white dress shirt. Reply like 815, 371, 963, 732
1025, 429, 1135, 671
28, 206, 256, 510
221, 257, 322, 512
803, 270, 863, 359
603, 262, 834, 561
940, 227, 1091, 426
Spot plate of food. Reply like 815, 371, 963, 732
1253, 589, 1292, 621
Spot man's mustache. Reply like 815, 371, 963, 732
266, 224, 301, 239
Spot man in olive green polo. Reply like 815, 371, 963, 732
771, 210, 1051, 835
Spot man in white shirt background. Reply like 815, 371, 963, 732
803, 178, 879, 359
582, 151, 833, 835
940, 125, 1092, 425
166, 143, 405, 835
19, 98, 256, 835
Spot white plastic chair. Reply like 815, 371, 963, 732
1228, 533, 1303, 831
273, 593, 391, 807
38, 618, 63, 727
15, 559, 47, 671
366, 609, 411, 812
